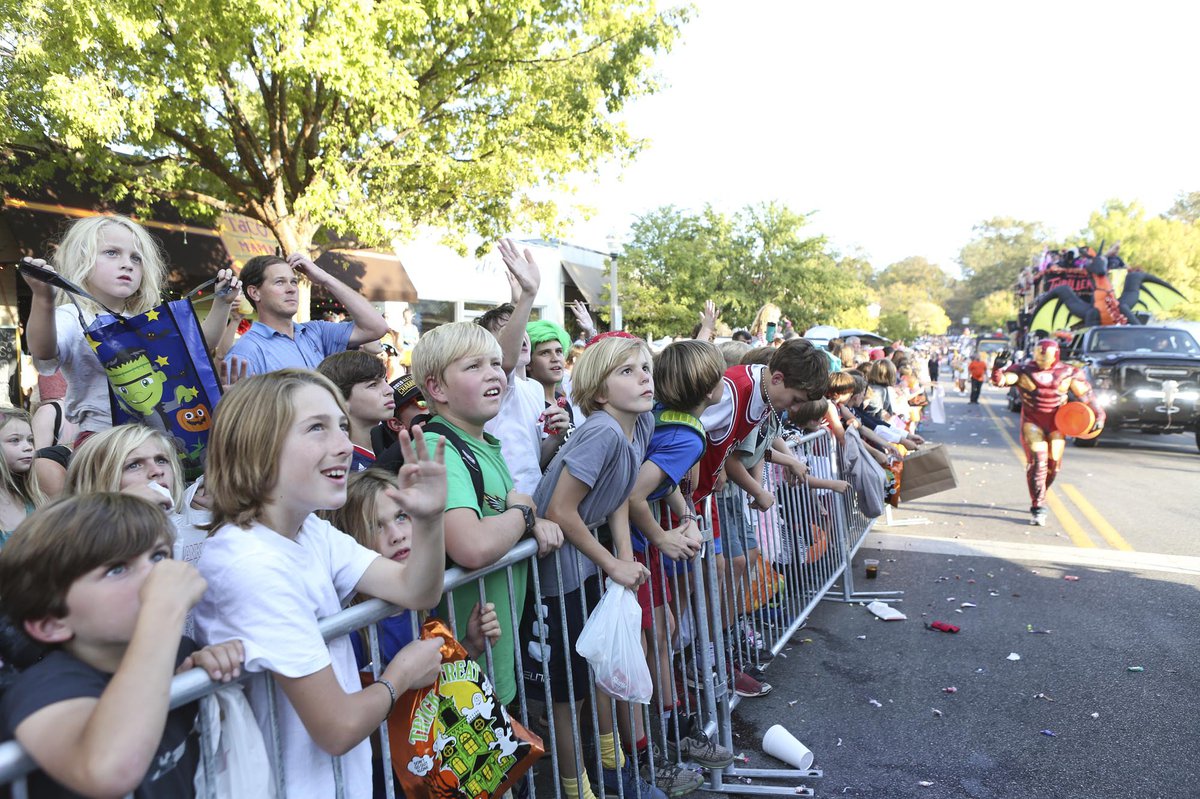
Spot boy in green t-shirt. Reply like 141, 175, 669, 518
411, 320, 563, 705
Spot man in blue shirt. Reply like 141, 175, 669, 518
225, 253, 390, 375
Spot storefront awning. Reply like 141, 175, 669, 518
314, 249, 418, 303
561, 258, 608, 308
0, 195, 232, 295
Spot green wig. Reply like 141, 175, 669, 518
527, 319, 571, 353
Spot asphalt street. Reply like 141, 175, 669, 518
714, 384, 1200, 799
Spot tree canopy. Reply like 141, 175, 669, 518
950, 217, 1048, 322
617, 203, 871, 339
1082, 200, 1200, 320
0, 0, 685, 250
868, 256, 955, 339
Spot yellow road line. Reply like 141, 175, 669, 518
979, 397, 1098, 548
1043, 491, 1097, 549
1060, 484, 1135, 551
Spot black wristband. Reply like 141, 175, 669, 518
509, 503, 535, 534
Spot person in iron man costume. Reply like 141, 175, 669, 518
991, 340, 1105, 526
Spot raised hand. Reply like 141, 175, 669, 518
568, 300, 596, 339
286, 251, 329, 287
18, 257, 56, 301
696, 299, 719, 340
219, 355, 250, 390
213, 267, 243, 304
387, 426, 448, 524
497, 238, 540, 298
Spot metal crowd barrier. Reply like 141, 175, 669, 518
0, 427, 883, 799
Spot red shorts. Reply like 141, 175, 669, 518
635, 548, 672, 631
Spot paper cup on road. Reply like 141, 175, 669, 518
762, 724, 814, 770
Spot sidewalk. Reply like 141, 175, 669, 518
713, 541, 1198, 799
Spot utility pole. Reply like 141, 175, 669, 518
607, 234, 622, 331
608, 250, 622, 331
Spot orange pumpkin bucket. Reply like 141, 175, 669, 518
1055, 402, 1098, 438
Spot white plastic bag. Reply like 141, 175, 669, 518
575, 579, 653, 703
193, 684, 277, 798
929, 386, 946, 424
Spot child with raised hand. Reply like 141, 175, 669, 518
21, 214, 241, 440
321, 468, 500, 799
0, 493, 244, 798
0, 408, 45, 548
192, 369, 449, 799
533, 333, 663, 799
322, 468, 501, 668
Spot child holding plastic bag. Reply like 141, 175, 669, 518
531, 334, 664, 799
21, 214, 241, 440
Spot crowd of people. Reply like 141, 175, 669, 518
0, 214, 941, 799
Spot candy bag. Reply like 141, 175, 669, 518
390, 618, 544, 799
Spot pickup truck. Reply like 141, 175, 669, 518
1064, 324, 1200, 452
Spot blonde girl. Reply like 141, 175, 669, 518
21, 214, 240, 439
61, 424, 210, 560
0, 408, 45, 547
322, 469, 499, 665
192, 369, 448, 799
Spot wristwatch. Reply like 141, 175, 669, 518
509, 503, 536, 535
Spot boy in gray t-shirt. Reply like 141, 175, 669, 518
533, 409, 652, 596
527, 334, 664, 799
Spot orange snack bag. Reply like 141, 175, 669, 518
389, 618, 544, 798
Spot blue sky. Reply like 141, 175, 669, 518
555, 0, 1200, 276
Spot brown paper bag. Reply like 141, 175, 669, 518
899, 443, 958, 501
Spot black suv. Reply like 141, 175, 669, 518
1064, 324, 1200, 451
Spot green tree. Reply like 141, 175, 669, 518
874, 256, 954, 315
876, 311, 914, 343
907, 301, 951, 336
1165, 191, 1200, 224
0, 0, 685, 250
1082, 200, 1200, 320
618, 202, 869, 339
970, 290, 1016, 331
953, 217, 1049, 321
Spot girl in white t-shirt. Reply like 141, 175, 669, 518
193, 369, 449, 799
21, 214, 241, 440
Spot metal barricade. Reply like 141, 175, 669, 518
0, 427, 886, 798
0, 538, 542, 799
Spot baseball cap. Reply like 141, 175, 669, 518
390, 374, 425, 409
